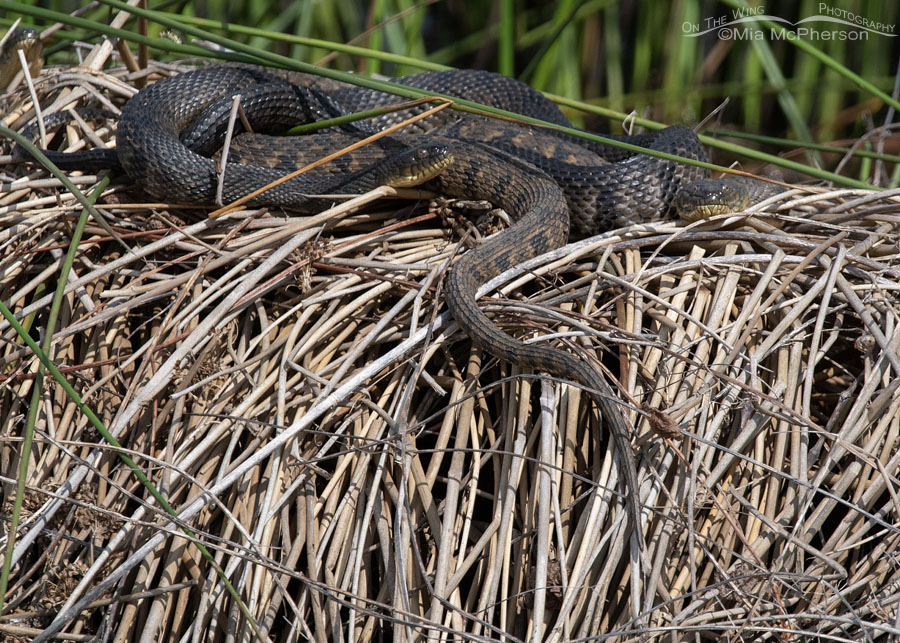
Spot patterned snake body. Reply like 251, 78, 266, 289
15, 63, 747, 542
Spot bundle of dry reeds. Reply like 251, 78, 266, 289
2, 51, 900, 642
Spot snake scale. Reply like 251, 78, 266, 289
12, 61, 760, 550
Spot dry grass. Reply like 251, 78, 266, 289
2, 57, 900, 643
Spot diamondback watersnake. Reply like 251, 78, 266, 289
9, 60, 782, 553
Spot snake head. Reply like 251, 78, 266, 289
1, 28, 44, 89
675, 177, 753, 222
384, 143, 454, 188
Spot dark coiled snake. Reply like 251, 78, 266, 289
6, 46, 782, 561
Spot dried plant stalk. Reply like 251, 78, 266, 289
2, 55, 900, 643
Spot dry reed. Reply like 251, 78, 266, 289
2, 50, 900, 643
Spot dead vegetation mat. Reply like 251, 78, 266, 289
2, 59, 900, 642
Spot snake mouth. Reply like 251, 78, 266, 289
678, 202, 744, 222
384, 144, 455, 188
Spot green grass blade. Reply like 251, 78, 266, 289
720, 0, 900, 113
498, 0, 514, 76
0, 175, 107, 618
0, 125, 264, 640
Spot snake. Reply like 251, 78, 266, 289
6, 51, 783, 548
0, 27, 43, 89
